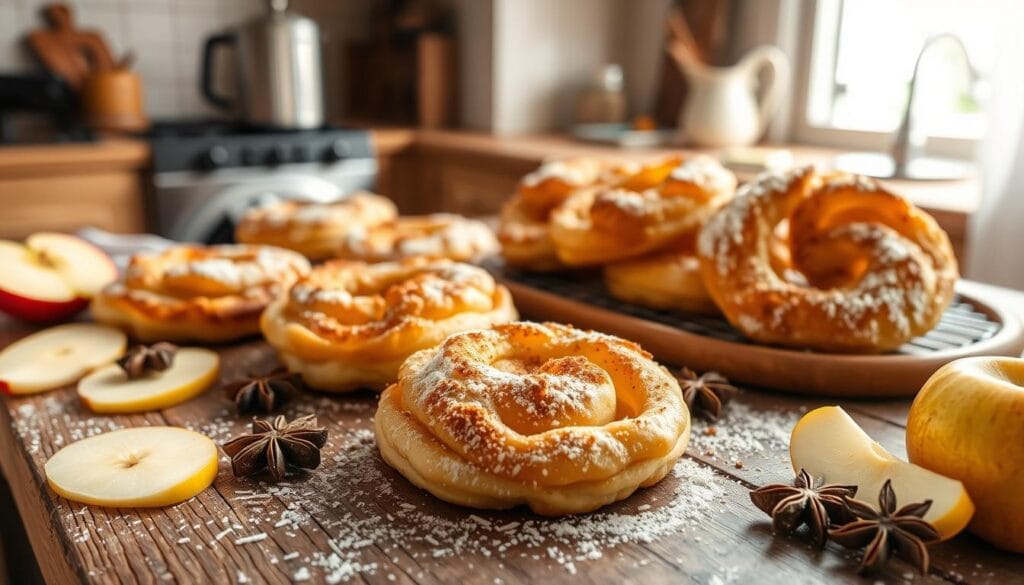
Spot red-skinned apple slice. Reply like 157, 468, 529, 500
0, 233, 117, 322
0, 323, 126, 395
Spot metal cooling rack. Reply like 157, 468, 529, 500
500, 269, 1001, 356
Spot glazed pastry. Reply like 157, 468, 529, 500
337, 214, 499, 264
260, 258, 517, 392
498, 158, 630, 270
92, 245, 310, 343
549, 155, 736, 266
697, 167, 959, 352
603, 234, 718, 314
375, 321, 690, 515
235, 193, 397, 260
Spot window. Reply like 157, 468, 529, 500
794, 0, 999, 158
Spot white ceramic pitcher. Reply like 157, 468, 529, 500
677, 45, 790, 147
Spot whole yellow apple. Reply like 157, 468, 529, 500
907, 356, 1024, 553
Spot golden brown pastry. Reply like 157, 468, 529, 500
261, 258, 517, 392
235, 193, 397, 260
697, 166, 958, 352
603, 234, 718, 314
92, 244, 311, 343
337, 214, 499, 264
549, 155, 736, 266
498, 158, 631, 270
375, 321, 690, 515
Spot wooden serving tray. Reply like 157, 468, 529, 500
489, 263, 1024, 397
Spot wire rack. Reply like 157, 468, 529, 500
499, 268, 1001, 356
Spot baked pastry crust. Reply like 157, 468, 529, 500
261, 258, 518, 392
697, 166, 959, 352
375, 321, 690, 515
337, 214, 499, 264
235, 193, 397, 260
603, 234, 718, 314
549, 156, 736, 266
498, 158, 631, 270
92, 244, 311, 343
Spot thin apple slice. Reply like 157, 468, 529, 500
26, 233, 118, 297
0, 324, 126, 395
790, 406, 974, 540
0, 240, 77, 301
0, 233, 114, 322
78, 348, 219, 413
44, 426, 218, 508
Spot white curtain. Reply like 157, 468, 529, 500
965, 5, 1024, 289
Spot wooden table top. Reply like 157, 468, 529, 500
2, 288, 1023, 584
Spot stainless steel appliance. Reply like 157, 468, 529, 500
201, 0, 324, 129
148, 122, 376, 243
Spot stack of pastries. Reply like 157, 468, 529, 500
499, 158, 959, 354
500, 155, 738, 314
235, 193, 499, 264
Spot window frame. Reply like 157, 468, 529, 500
789, 0, 981, 161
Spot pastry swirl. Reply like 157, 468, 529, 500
337, 214, 499, 264
235, 193, 397, 260
261, 258, 517, 392
92, 244, 311, 343
549, 156, 736, 266
498, 158, 630, 270
697, 167, 958, 352
375, 321, 690, 515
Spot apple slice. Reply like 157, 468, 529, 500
790, 406, 974, 540
44, 426, 218, 508
0, 233, 117, 322
0, 324, 126, 395
78, 348, 220, 413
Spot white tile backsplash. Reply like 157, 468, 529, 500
1, 0, 263, 118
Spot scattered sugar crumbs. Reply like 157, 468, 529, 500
688, 402, 804, 476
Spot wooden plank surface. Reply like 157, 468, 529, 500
1, 309, 1023, 584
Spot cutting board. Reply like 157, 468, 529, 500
488, 262, 1024, 397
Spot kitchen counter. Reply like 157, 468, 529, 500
0, 130, 980, 257
0, 139, 150, 175
0, 139, 150, 239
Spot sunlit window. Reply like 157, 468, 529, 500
805, 0, 997, 141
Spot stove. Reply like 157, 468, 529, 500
147, 121, 377, 243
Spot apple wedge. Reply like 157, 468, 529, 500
78, 348, 220, 413
790, 405, 974, 540
45, 427, 218, 508
0, 324, 126, 395
0, 233, 117, 322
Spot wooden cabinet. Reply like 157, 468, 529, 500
374, 131, 535, 217
0, 140, 148, 239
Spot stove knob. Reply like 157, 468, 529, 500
324, 140, 350, 162
201, 145, 230, 170
267, 145, 290, 165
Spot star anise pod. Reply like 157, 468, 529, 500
116, 342, 178, 379
675, 367, 738, 420
222, 415, 328, 481
749, 468, 858, 547
829, 479, 939, 575
225, 368, 298, 414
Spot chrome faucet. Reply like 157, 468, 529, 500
891, 34, 983, 177
836, 33, 983, 181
